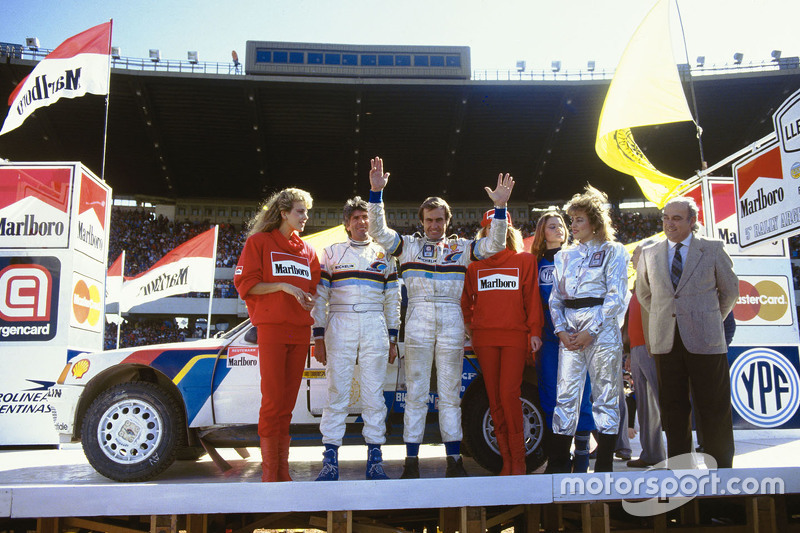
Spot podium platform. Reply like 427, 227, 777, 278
2, 431, 800, 532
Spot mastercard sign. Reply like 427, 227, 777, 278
70, 274, 103, 332
734, 276, 793, 326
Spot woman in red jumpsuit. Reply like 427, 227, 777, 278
234, 188, 321, 482
461, 210, 543, 475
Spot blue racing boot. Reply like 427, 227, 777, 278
366, 445, 390, 480
315, 445, 339, 481
572, 431, 591, 473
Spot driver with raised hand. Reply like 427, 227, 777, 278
367, 156, 514, 478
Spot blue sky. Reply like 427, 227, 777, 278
1, 0, 797, 72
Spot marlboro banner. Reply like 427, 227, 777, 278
1, 21, 112, 136
121, 227, 217, 311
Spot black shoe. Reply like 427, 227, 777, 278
626, 458, 658, 468
400, 456, 420, 479
615, 450, 632, 461
445, 456, 468, 477
594, 433, 617, 472
545, 433, 574, 474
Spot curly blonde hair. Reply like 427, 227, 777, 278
564, 185, 616, 242
247, 188, 313, 237
530, 211, 567, 259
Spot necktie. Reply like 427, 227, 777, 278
671, 242, 683, 289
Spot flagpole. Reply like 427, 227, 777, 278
100, 19, 113, 181
116, 250, 125, 349
206, 225, 219, 339
674, 1, 706, 170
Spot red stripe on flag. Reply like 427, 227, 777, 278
124, 227, 216, 281
7, 22, 111, 107
108, 253, 123, 276
47, 22, 112, 60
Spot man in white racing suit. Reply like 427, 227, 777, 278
311, 197, 401, 480
367, 156, 514, 478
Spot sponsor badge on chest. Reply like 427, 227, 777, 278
477, 268, 519, 291
271, 252, 311, 280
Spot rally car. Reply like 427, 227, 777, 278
49, 319, 546, 481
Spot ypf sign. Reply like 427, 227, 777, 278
730, 347, 800, 428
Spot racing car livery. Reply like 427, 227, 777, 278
49, 320, 545, 481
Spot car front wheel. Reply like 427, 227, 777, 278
81, 381, 182, 482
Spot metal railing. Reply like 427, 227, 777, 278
2, 44, 796, 81
474, 59, 796, 82
0, 45, 243, 76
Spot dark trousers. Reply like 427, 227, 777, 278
654, 328, 734, 468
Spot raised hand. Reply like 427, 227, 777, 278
484, 173, 515, 207
370, 156, 390, 192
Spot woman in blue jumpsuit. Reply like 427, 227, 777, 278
531, 211, 595, 473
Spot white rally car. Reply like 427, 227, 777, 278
49, 319, 545, 481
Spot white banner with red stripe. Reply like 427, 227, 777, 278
121, 226, 217, 311
1, 21, 112, 136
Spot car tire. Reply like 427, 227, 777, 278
82, 381, 182, 482
175, 446, 207, 461
462, 375, 547, 474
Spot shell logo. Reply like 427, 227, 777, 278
734, 279, 789, 323
73, 279, 101, 326
71, 359, 90, 379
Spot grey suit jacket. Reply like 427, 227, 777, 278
636, 234, 739, 355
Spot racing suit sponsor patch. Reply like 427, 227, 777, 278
477, 268, 519, 291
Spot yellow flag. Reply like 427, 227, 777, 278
302, 225, 348, 259
595, 0, 694, 208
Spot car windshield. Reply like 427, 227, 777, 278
219, 319, 251, 339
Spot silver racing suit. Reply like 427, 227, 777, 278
368, 197, 507, 444
311, 238, 401, 447
549, 239, 629, 435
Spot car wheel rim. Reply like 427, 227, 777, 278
482, 397, 544, 455
96, 399, 164, 464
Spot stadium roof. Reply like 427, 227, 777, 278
1, 57, 798, 206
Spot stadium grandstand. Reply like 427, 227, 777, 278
2, 42, 799, 346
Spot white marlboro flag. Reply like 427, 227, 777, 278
121, 227, 217, 311
105, 251, 124, 323
1, 21, 112, 136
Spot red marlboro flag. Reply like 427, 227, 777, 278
121, 227, 218, 311
1, 21, 112, 136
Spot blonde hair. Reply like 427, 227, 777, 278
530, 211, 567, 259
564, 185, 616, 242
247, 188, 313, 237
477, 226, 523, 252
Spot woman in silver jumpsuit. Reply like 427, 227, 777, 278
548, 186, 629, 472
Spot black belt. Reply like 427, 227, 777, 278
564, 297, 604, 309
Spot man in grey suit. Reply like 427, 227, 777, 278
636, 196, 739, 468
